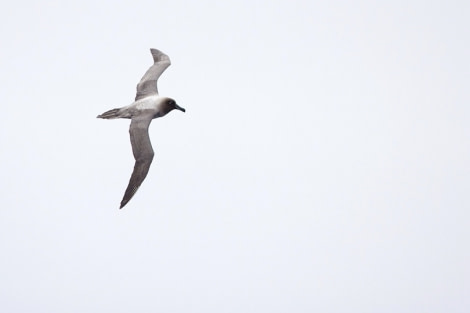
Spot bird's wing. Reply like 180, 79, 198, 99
135, 48, 171, 101
120, 114, 155, 209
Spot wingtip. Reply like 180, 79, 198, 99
149, 48, 170, 64
120, 196, 131, 209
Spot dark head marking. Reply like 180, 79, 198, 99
165, 98, 185, 113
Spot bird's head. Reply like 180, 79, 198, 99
160, 97, 185, 116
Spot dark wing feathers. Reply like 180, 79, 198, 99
120, 115, 155, 209
135, 48, 171, 101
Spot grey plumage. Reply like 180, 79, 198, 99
121, 114, 155, 209
97, 48, 185, 209
135, 49, 171, 101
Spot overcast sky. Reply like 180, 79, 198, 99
0, 1, 469, 312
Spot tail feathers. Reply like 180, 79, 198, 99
97, 108, 121, 119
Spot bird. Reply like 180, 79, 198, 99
97, 48, 185, 209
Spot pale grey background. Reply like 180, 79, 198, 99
0, 0, 469, 312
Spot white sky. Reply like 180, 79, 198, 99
0, 0, 469, 312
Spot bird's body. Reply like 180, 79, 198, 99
97, 48, 185, 209
98, 95, 177, 120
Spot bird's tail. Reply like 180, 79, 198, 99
97, 108, 121, 119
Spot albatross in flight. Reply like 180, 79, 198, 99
97, 48, 185, 209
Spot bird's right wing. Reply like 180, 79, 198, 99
135, 48, 171, 101
120, 114, 155, 209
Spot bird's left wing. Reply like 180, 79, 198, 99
120, 114, 155, 208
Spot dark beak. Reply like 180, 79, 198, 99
175, 104, 185, 112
